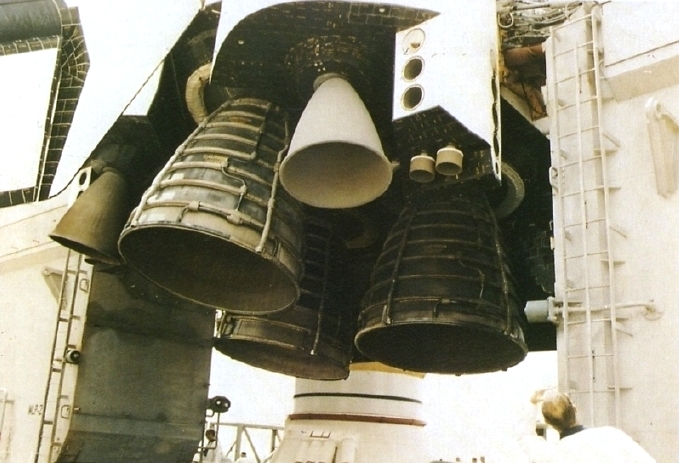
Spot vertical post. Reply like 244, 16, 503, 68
235, 424, 243, 458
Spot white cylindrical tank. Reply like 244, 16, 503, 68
270, 363, 430, 463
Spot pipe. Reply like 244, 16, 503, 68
0, 0, 63, 43
185, 63, 212, 124
497, 1, 582, 14
503, 43, 545, 67
524, 299, 557, 324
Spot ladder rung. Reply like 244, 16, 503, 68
561, 186, 609, 197
566, 356, 614, 363
556, 148, 618, 162
563, 217, 606, 226
558, 125, 602, 138
565, 251, 609, 259
565, 318, 615, 325
607, 384, 633, 390
552, 41, 594, 58
554, 74, 576, 84
566, 353, 590, 359
559, 157, 602, 169
566, 352, 614, 359
567, 389, 620, 395
594, 147, 618, 155
554, 68, 596, 86
565, 284, 610, 291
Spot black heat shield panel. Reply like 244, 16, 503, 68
210, 1, 438, 160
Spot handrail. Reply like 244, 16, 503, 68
194, 420, 284, 463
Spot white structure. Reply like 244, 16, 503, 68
543, 3, 679, 460
0, 195, 78, 462
271, 364, 428, 463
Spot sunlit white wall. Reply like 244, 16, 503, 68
423, 352, 557, 461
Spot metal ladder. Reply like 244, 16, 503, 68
34, 250, 90, 463
547, 6, 626, 427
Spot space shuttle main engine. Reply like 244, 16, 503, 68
119, 98, 304, 313
356, 185, 527, 374
214, 215, 355, 380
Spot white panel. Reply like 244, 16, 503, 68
122, 63, 163, 116
0, 198, 69, 463
51, 0, 202, 196
603, 2, 679, 67
393, 1, 498, 145
603, 2, 679, 100
0, 48, 58, 191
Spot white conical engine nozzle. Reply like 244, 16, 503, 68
280, 75, 392, 209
